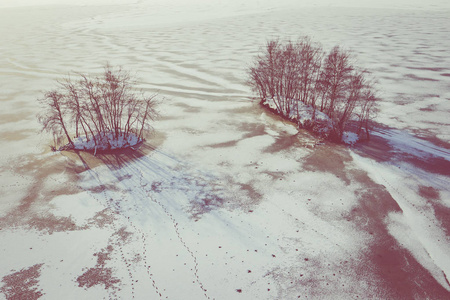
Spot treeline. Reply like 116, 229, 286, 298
37, 64, 158, 150
247, 37, 378, 141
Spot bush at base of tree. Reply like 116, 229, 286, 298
37, 64, 158, 152
247, 37, 378, 142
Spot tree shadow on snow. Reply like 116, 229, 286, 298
353, 122, 450, 176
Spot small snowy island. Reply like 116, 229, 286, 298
37, 64, 158, 153
248, 38, 378, 144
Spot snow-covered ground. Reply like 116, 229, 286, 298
1, 1, 449, 299
72, 133, 142, 152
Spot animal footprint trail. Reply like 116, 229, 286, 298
98, 188, 137, 299
76, 167, 166, 299
138, 168, 214, 300
139, 231, 164, 299
119, 192, 165, 299
103, 177, 168, 299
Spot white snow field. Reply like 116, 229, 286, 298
1, 0, 450, 299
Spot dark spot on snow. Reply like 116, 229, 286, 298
151, 181, 163, 193
77, 267, 120, 291
236, 289, 242, 293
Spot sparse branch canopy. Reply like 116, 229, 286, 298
247, 37, 378, 143
37, 64, 159, 151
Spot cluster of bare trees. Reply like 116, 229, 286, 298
248, 37, 378, 141
38, 64, 158, 150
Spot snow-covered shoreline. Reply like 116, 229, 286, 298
261, 98, 361, 145
65, 132, 144, 152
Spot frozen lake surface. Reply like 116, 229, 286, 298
1, 1, 449, 299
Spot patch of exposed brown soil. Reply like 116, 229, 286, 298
0, 150, 82, 234
238, 122, 267, 139
403, 154, 450, 176
114, 227, 133, 243
347, 168, 450, 299
1, 130, 165, 234
302, 143, 353, 185
77, 245, 120, 291
207, 139, 240, 148
418, 185, 441, 200
77, 268, 120, 290
286, 133, 450, 298
87, 208, 116, 228
263, 133, 304, 154
1, 263, 44, 300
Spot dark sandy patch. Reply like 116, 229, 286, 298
238, 122, 267, 139
1, 263, 44, 300
207, 139, 240, 148
114, 227, 133, 244
302, 143, 353, 185
264, 122, 450, 299
263, 133, 306, 154
347, 168, 450, 299
0, 150, 82, 233
87, 208, 116, 228
0, 129, 165, 234
77, 245, 120, 291
418, 185, 440, 200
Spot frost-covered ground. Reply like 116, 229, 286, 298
1, 0, 449, 299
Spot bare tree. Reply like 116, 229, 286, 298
37, 91, 73, 147
355, 79, 378, 140
319, 46, 354, 118
294, 37, 323, 122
